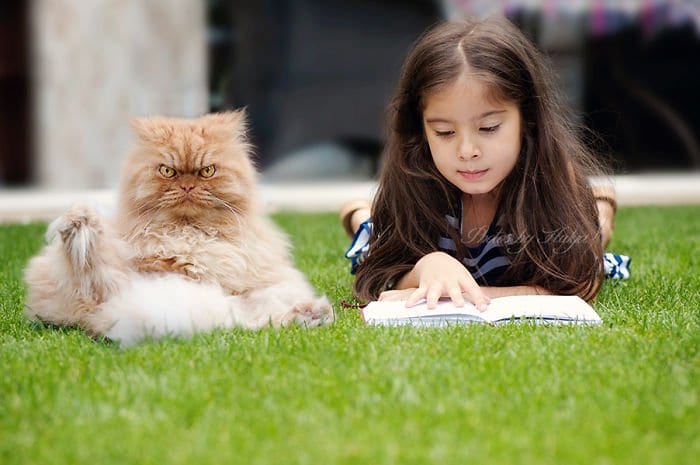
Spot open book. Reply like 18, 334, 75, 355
361, 295, 602, 327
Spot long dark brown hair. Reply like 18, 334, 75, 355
354, 17, 605, 301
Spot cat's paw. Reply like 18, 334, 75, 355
179, 260, 204, 280
290, 296, 334, 327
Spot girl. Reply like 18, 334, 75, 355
342, 17, 626, 310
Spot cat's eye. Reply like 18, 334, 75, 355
158, 164, 176, 178
199, 165, 216, 178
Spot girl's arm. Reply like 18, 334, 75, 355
480, 285, 551, 299
482, 283, 603, 302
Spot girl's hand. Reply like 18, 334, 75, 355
403, 252, 490, 311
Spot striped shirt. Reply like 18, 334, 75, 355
344, 210, 631, 283
344, 209, 511, 285
440, 211, 511, 285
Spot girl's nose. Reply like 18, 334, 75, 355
457, 137, 480, 160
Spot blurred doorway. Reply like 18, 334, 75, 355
0, 1, 32, 186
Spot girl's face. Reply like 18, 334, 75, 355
422, 72, 522, 199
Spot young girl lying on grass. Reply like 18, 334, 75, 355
341, 17, 629, 310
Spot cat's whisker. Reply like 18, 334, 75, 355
210, 194, 241, 217
128, 202, 162, 225
122, 202, 169, 240
200, 192, 245, 230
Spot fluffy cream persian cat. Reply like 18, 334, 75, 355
24, 111, 333, 346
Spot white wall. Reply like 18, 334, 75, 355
30, 0, 208, 188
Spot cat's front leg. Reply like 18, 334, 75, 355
132, 255, 204, 280
24, 203, 130, 332
235, 282, 334, 329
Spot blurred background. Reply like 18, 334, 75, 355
0, 0, 699, 191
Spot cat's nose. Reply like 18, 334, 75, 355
180, 184, 195, 193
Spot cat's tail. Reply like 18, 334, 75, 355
24, 203, 130, 331
94, 274, 244, 347
46, 203, 130, 299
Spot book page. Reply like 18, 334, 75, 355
479, 295, 601, 323
361, 295, 601, 325
362, 299, 485, 321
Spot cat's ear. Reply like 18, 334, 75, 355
201, 110, 248, 141
129, 117, 173, 143
203, 109, 247, 128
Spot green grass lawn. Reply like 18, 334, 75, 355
1, 206, 698, 465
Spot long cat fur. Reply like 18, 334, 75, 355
23, 111, 333, 346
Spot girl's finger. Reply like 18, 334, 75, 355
467, 289, 490, 312
460, 278, 490, 312
406, 287, 427, 307
447, 285, 465, 307
425, 284, 443, 309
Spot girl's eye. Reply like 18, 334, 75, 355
480, 125, 500, 133
434, 130, 455, 138
199, 165, 216, 178
158, 164, 176, 178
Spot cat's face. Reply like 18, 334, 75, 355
119, 111, 257, 225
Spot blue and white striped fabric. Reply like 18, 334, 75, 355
345, 219, 632, 280
603, 253, 632, 279
345, 218, 510, 284
345, 220, 373, 274
439, 212, 510, 284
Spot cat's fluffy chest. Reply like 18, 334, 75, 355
127, 222, 290, 295
133, 224, 220, 257
126, 224, 251, 291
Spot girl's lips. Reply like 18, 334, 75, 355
458, 169, 488, 180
